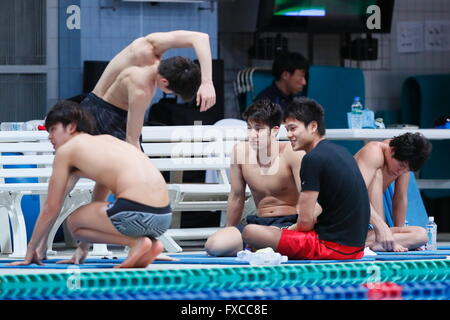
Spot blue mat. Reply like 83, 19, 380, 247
0, 263, 117, 269
439, 246, 450, 250
153, 256, 376, 265
0, 255, 376, 268
3, 251, 447, 268
374, 255, 447, 261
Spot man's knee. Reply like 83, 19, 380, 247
205, 228, 243, 257
66, 215, 80, 237
412, 226, 428, 244
241, 224, 260, 245
204, 235, 221, 255
66, 208, 86, 236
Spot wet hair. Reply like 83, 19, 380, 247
242, 99, 282, 129
283, 97, 326, 136
158, 56, 201, 101
272, 51, 309, 80
45, 100, 96, 134
389, 132, 432, 171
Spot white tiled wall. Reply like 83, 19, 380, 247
363, 0, 450, 112
78, 0, 218, 104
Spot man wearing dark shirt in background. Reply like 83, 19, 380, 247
242, 97, 370, 260
254, 52, 309, 112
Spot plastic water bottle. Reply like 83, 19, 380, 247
236, 248, 288, 266
425, 216, 438, 251
350, 97, 364, 129
0, 122, 26, 131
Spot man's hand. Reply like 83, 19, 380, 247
56, 245, 89, 265
375, 225, 408, 252
196, 83, 216, 112
7, 250, 44, 266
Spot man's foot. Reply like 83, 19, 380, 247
134, 240, 164, 268
115, 237, 154, 269
369, 242, 408, 252
392, 243, 408, 252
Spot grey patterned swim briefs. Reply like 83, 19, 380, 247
106, 198, 172, 238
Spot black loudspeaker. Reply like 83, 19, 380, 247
83, 60, 109, 93
341, 36, 378, 61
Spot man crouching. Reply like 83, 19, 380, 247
9, 100, 172, 268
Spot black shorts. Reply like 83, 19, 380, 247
106, 198, 172, 238
80, 92, 128, 140
235, 214, 298, 233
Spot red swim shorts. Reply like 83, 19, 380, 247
276, 229, 364, 260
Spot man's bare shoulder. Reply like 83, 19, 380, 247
354, 141, 385, 165
57, 134, 91, 151
231, 141, 248, 164
231, 141, 248, 154
280, 142, 305, 161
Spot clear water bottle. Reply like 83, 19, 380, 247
425, 216, 438, 251
350, 97, 364, 129
0, 122, 26, 131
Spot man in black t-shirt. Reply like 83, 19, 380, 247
242, 97, 370, 260
254, 52, 309, 113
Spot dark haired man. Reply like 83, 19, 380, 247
80, 30, 216, 150
354, 133, 431, 252
254, 51, 309, 112
205, 99, 312, 257
242, 97, 370, 260
9, 101, 172, 268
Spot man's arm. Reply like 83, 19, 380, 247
91, 182, 111, 202
35, 174, 80, 255
146, 30, 216, 111
355, 144, 401, 251
226, 144, 247, 227
296, 191, 319, 232
392, 172, 410, 227
126, 85, 152, 149
286, 146, 303, 193
287, 147, 322, 219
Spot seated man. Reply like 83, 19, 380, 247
242, 97, 370, 260
354, 133, 431, 252
205, 99, 310, 257
254, 51, 309, 112
9, 101, 172, 268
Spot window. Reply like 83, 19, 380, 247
0, 0, 57, 122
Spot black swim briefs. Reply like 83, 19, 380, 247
235, 214, 298, 233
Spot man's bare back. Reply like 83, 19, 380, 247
59, 134, 169, 207
235, 141, 303, 217
354, 140, 407, 191
80, 30, 216, 149
93, 37, 159, 110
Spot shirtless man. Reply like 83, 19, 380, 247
81, 30, 216, 150
354, 133, 431, 252
9, 101, 172, 268
205, 99, 310, 257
